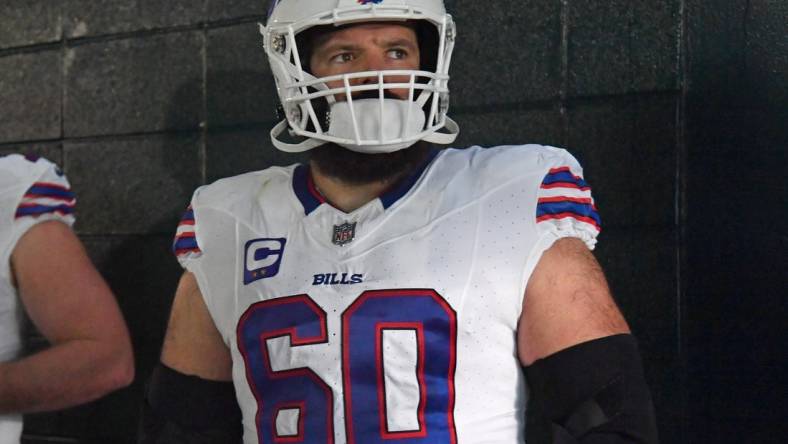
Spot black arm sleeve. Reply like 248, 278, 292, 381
524, 334, 659, 444
138, 363, 243, 444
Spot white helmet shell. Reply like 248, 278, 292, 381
262, 0, 459, 153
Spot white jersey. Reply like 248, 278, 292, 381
175, 145, 600, 443
0, 154, 75, 444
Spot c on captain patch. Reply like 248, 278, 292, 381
244, 238, 287, 284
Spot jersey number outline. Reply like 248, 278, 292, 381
237, 289, 458, 444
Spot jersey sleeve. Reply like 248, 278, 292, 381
2, 157, 76, 282
14, 161, 76, 225
172, 204, 202, 265
534, 153, 601, 250
170, 189, 235, 341
10, 159, 76, 244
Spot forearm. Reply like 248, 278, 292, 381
0, 338, 133, 414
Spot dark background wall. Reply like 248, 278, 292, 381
684, 0, 786, 441
0, 1, 783, 443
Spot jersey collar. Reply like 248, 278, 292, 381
292, 149, 439, 216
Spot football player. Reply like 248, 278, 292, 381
142, 0, 658, 442
0, 154, 134, 444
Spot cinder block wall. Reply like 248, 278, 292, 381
684, 0, 787, 441
8, 0, 780, 442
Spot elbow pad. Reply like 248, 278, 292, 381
524, 334, 659, 443
138, 363, 242, 444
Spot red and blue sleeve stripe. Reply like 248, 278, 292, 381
179, 207, 195, 224
23, 182, 75, 201
536, 198, 601, 231
173, 233, 199, 253
15, 204, 75, 218
172, 206, 202, 256
15, 182, 76, 219
536, 167, 601, 231
539, 166, 591, 191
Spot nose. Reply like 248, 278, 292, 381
364, 51, 389, 72
353, 53, 387, 86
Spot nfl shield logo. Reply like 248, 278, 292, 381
332, 221, 357, 246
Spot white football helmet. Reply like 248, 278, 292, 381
261, 0, 459, 154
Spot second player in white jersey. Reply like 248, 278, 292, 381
0, 155, 76, 364
174, 145, 601, 443
0, 155, 133, 444
0, 155, 76, 444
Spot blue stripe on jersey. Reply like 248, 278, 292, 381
536, 201, 602, 227
26, 185, 74, 200
173, 236, 199, 252
180, 208, 195, 221
15, 204, 74, 218
380, 149, 439, 209
541, 170, 590, 188
293, 164, 322, 216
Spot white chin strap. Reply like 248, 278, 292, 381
270, 97, 459, 154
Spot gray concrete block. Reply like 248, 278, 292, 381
566, 99, 634, 228
568, 1, 681, 96
206, 127, 307, 183
65, 134, 202, 235
744, 0, 788, 108
64, 32, 203, 137
449, 0, 561, 107
685, 0, 748, 106
631, 0, 680, 92
631, 95, 678, 228
452, 106, 563, 149
64, 0, 204, 38
567, 95, 678, 230
206, 24, 277, 128
0, 50, 61, 143
567, 1, 631, 96
206, 0, 263, 21
83, 235, 181, 374
0, 0, 61, 49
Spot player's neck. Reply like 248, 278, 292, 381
310, 163, 400, 213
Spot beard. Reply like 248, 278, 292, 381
309, 89, 433, 185
309, 141, 432, 186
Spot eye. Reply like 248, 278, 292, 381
387, 48, 408, 60
329, 52, 355, 64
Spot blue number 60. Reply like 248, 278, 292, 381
237, 289, 457, 443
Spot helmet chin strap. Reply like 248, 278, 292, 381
270, 120, 324, 153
